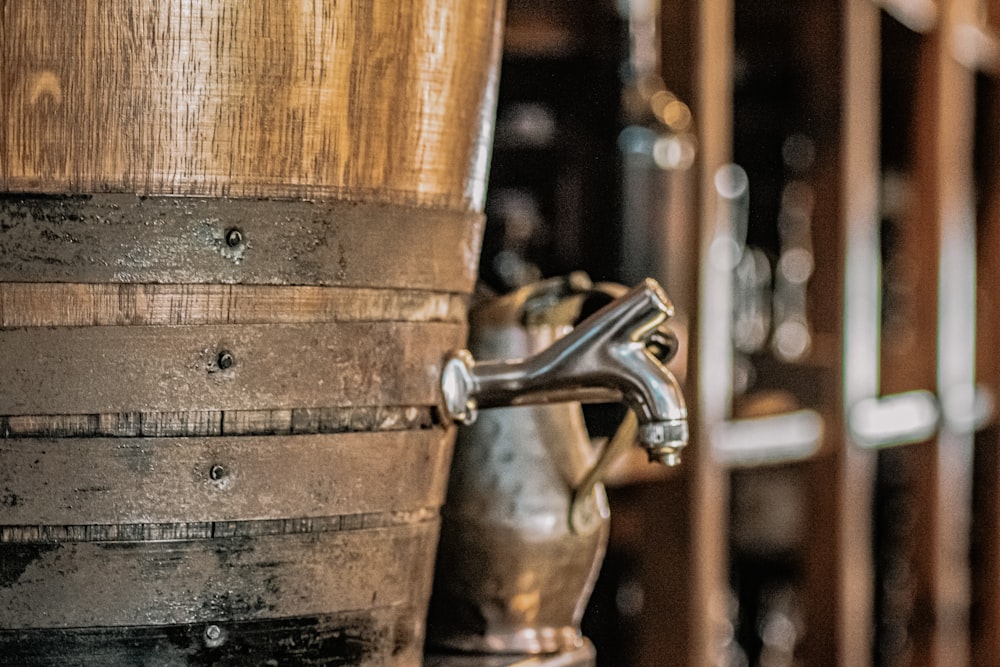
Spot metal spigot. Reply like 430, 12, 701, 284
440, 278, 689, 466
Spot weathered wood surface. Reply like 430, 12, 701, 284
0, 283, 466, 328
1, 508, 438, 544
0, 607, 426, 666
0, 321, 464, 415
0, 0, 505, 211
0, 521, 438, 629
0, 430, 451, 526
0, 195, 483, 292
2, 405, 435, 439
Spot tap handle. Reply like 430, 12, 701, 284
465, 279, 676, 409
439, 278, 689, 465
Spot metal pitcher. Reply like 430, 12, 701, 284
429, 274, 687, 654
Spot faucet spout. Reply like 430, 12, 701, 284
440, 279, 689, 465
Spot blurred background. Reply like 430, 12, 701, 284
476, 0, 1000, 665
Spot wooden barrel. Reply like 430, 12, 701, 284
0, 2, 504, 664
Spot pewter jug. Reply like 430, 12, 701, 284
429, 275, 687, 654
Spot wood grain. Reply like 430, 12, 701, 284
0, 521, 439, 629
1, 508, 438, 544
0, 195, 484, 292
0, 321, 464, 415
0, 0, 505, 211
2, 405, 435, 439
0, 430, 452, 525
0, 283, 467, 328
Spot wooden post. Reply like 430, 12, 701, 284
874, 1, 977, 663
971, 3, 1000, 665
691, 0, 734, 663
839, 0, 882, 663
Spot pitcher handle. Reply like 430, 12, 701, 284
569, 410, 637, 534
568, 324, 679, 533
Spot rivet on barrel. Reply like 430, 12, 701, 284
224, 228, 244, 248
204, 623, 225, 648
217, 351, 235, 370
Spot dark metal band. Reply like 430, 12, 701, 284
0, 522, 438, 629
0, 194, 483, 293
0, 606, 426, 666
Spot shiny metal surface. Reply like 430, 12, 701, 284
0, 195, 484, 293
429, 398, 611, 654
439, 278, 689, 465
430, 276, 686, 655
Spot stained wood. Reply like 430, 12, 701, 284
2, 405, 434, 439
0, 283, 466, 328
0, 321, 464, 415
0, 508, 437, 544
0, 1, 506, 211
0, 521, 438, 629
0, 607, 426, 666
0, 195, 483, 293
0, 430, 451, 526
